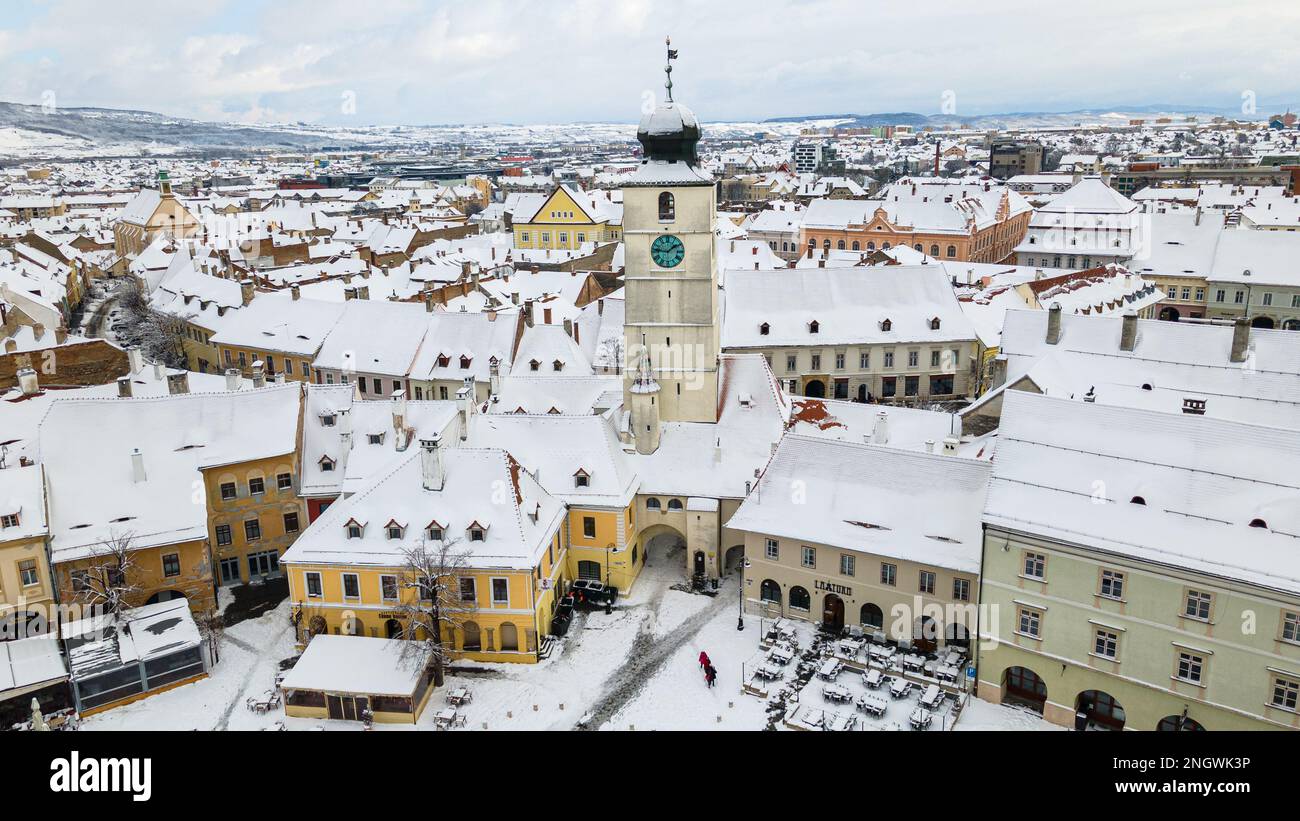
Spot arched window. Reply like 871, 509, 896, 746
646, 497, 662, 510
860, 603, 884, 630
837, 240, 846, 250
851, 241, 860, 251
930, 244, 940, 256
914, 243, 923, 252
946, 245, 957, 258
461, 621, 482, 651
822, 239, 831, 251
667, 498, 684, 511
789, 586, 811, 610
866, 242, 876, 251
760, 579, 782, 604
882, 242, 891, 250
658, 192, 675, 221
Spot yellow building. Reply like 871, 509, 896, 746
0, 466, 54, 640
512, 185, 622, 251
113, 171, 202, 259
281, 440, 570, 663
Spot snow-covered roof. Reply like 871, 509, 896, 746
727, 433, 990, 574
0, 633, 66, 693
66, 598, 201, 681
280, 634, 428, 697
985, 391, 1300, 595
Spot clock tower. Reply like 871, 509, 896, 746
622, 40, 720, 446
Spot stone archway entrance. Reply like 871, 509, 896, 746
1159, 306, 1181, 322
804, 379, 827, 399
1252, 316, 1276, 329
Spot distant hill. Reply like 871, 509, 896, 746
0, 101, 357, 156
763, 105, 1249, 130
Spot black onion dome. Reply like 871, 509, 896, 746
637, 101, 702, 166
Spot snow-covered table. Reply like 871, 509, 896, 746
823, 683, 853, 703
890, 678, 914, 700
863, 668, 884, 689
868, 644, 896, 662
754, 663, 783, 682
856, 693, 888, 717
769, 645, 795, 666
902, 654, 927, 672
817, 659, 843, 681
910, 707, 934, 730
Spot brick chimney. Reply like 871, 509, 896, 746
1119, 311, 1138, 352
1230, 317, 1251, 363
420, 435, 445, 491
131, 448, 147, 483
1046, 304, 1063, 345
16, 368, 38, 396
240, 279, 255, 306
117, 376, 133, 397
167, 371, 190, 395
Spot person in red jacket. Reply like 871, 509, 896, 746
698, 651, 711, 670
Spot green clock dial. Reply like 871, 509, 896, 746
651, 234, 686, 268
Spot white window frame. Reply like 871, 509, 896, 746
305, 571, 323, 599
490, 577, 510, 606
342, 572, 361, 601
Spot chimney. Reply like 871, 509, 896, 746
153, 361, 166, 380
873, 410, 889, 445
1046, 303, 1063, 345
240, 279, 255, 306
167, 372, 190, 395
524, 299, 535, 328
563, 318, 573, 338
457, 378, 475, 441
489, 359, 501, 396
32, 323, 44, 342
3, 340, 15, 354
291, 284, 301, 301
942, 436, 960, 456
54, 326, 67, 344
392, 388, 408, 432
131, 448, 147, 483
357, 285, 370, 300
344, 287, 356, 301
424, 292, 435, 313
16, 368, 38, 396
1230, 317, 1250, 363
117, 376, 133, 397
252, 360, 266, 388
597, 298, 605, 316
1119, 311, 1138, 352
925, 439, 936, 454
420, 436, 445, 491
225, 368, 241, 391
127, 348, 143, 374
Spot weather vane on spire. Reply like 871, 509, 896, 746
665, 36, 679, 103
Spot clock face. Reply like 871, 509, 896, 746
651, 234, 686, 269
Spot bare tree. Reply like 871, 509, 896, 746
196, 609, 225, 666
70, 532, 142, 618
116, 277, 191, 368
391, 537, 474, 688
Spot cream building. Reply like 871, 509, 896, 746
978, 391, 1300, 731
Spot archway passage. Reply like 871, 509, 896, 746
803, 379, 826, 399
1159, 306, 1181, 322
822, 594, 845, 633
945, 622, 970, 651
724, 545, 745, 574
914, 615, 938, 654
384, 618, 403, 639
1075, 690, 1126, 731
1157, 714, 1205, 731
1002, 666, 1047, 714
500, 622, 519, 652
145, 590, 187, 605
1251, 316, 1275, 329
461, 621, 482, 652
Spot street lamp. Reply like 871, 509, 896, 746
604, 544, 624, 615
737, 557, 752, 631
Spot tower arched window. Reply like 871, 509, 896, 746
947, 245, 957, 258
658, 192, 675, 221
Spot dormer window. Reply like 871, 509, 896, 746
321, 414, 337, 427
386, 521, 405, 540
426, 522, 445, 542
809, 321, 820, 334
929, 317, 942, 330
530, 359, 541, 372
459, 356, 472, 369
1250, 518, 1268, 529
368, 433, 385, 445
574, 469, 591, 488
553, 360, 564, 372
880, 319, 893, 332
0, 513, 18, 529
319, 456, 337, 472
437, 354, 450, 368
759, 322, 770, 336
1130, 496, 1146, 506
468, 522, 487, 542
345, 519, 364, 539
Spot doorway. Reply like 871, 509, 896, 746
822, 594, 845, 632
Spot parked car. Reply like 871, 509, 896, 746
570, 579, 617, 608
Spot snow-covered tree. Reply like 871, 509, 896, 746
69, 531, 141, 618
392, 537, 474, 687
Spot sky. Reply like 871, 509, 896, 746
1, 0, 1298, 126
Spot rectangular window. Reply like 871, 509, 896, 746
810, 354, 821, 370
215, 524, 232, 546
381, 575, 398, 601
919, 570, 936, 595
786, 355, 797, 372
835, 353, 845, 370
162, 553, 181, 578
248, 477, 265, 496
1184, 590, 1212, 621
881, 563, 896, 587
220, 482, 237, 501
306, 572, 322, 598
765, 538, 779, 561
277, 473, 293, 490
19, 560, 39, 587
1100, 569, 1125, 600
859, 352, 869, 369
283, 512, 300, 534
583, 517, 596, 539
1094, 629, 1119, 659
1272, 676, 1300, 711
930, 350, 940, 367
801, 546, 816, 568
244, 518, 262, 542
1284, 612, 1300, 644
953, 578, 970, 602
342, 573, 360, 600
881, 376, 896, 398
1023, 552, 1046, 580
491, 577, 509, 605
1215, 289, 1226, 303
904, 376, 919, 396
0, 513, 18, 528
840, 554, 855, 577
907, 351, 919, 368
460, 577, 476, 603
1017, 608, 1041, 639
884, 351, 895, 368
1176, 651, 1204, 684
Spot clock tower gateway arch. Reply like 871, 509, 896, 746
622, 40, 721, 452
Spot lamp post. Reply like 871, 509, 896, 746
604, 544, 622, 615
737, 557, 751, 631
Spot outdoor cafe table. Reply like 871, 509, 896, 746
937, 665, 960, 683
770, 645, 795, 665
902, 654, 927, 672
868, 645, 896, 661
435, 708, 458, 729
755, 664, 783, 681
910, 708, 934, 730
817, 659, 842, 680
838, 638, 864, 658
823, 683, 853, 703
856, 694, 888, 716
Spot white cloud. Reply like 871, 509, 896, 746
0, 0, 1297, 125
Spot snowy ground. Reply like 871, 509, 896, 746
80, 545, 1059, 732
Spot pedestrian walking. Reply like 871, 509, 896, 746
698, 651, 711, 669
705, 664, 717, 688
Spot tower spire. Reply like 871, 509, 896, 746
664, 36, 678, 103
